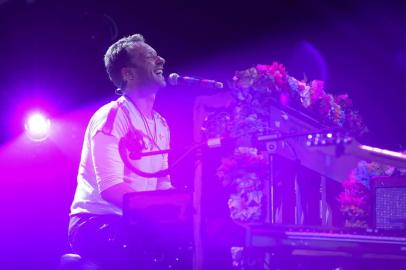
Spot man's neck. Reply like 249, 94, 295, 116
126, 88, 156, 119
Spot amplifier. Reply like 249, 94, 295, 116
373, 176, 406, 230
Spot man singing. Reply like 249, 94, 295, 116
68, 34, 172, 269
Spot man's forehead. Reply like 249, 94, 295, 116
127, 42, 156, 56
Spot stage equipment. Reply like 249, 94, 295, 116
373, 176, 406, 230
25, 112, 51, 142
246, 224, 406, 253
244, 224, 406, 270
123, 190, 193, 270
123, 189, 192, 225
306, 132, 406, 169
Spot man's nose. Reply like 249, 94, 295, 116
157, 55, 165, 65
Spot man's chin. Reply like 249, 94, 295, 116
155, 76, 167, 88
158, 80, 167, 88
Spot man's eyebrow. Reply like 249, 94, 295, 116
146, 50, 157, 56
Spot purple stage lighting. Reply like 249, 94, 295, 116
24, 112, 51, 142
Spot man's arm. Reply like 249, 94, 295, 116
100, 182, 135, 208
92, 131, 136, 208
157, 175, 173, 190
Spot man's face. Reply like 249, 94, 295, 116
127, 42, 166, 88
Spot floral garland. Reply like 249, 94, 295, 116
216, 147, 268, 222
204, 62, 367, 141
230, 62, 367, 136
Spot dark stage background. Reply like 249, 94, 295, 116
0, 0, 406, 269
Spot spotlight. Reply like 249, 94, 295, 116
25, 112, 51, 142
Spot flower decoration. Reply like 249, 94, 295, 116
335, 94, 353, 108
229, 62, 367, 137
216, 147, 268, 222
338, 161, 406, 228
338, 169, 371, 228
310, 80, 326, 102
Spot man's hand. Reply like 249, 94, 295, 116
101, 182, 136, 208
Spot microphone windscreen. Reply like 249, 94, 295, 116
167, 73, 180, 86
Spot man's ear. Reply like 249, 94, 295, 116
121, 67, 136, 82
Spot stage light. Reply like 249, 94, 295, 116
25, 112, 51, 142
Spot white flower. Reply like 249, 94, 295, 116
300, 85, 311, 108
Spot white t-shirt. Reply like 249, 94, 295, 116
70, 96, 171, 216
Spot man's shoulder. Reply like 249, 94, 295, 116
91, 101, 117, 121
90, 97, 128, 122
87, 98, 129, 136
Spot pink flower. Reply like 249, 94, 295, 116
317, 94, 333, 115
335, 94, 353, 108
310, 80, 326, 102
268, 62, 287, 75
256, 62, 288, 87
269, 62, 287, 85
297, 80, 307, 92
256, 64, 271, 72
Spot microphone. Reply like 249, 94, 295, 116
167, 73, 224, 89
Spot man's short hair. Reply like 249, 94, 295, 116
104, 34, 145, 88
